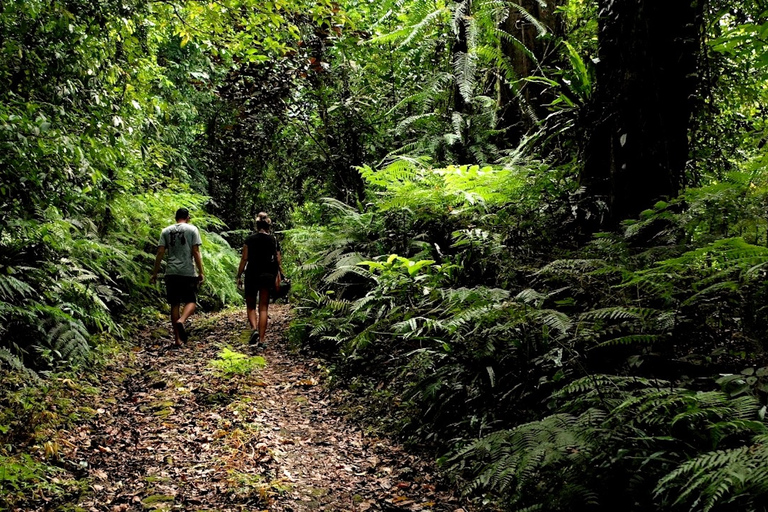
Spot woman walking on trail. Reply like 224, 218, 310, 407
237, 212, 283, 347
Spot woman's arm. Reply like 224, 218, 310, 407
236, 245, 248, 285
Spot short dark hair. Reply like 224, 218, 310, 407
175, 208, 190, 220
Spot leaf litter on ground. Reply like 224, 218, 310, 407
35, 306, 478, 512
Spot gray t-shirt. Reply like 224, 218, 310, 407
158, 223, 202, 277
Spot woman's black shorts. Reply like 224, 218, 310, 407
244, 272, 275, 298
165, 275, 199, 305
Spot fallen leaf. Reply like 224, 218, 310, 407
92, 469, 109, 481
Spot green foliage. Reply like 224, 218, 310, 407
287, 146, 768, 510
359, 159, 529, 211
210, 347, 266, 376
0, 0, 245, 371
0, 189, 240, 371
0, 368, 100, 509
454, 376, 768, 511
655, 436, 768, 512
5, 0, 768, 511
0, 453, 65, 500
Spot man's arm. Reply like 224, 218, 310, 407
150, 246, 165, 284
192, 244, 204, 283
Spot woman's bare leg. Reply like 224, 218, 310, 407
246, 295, 258, 330
258, 287, 270, 343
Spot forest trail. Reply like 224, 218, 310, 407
68, 306, 471, 512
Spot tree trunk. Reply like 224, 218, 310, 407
498, 0, 565, 141
579, 0, 703, 228
451, 0, 473, 164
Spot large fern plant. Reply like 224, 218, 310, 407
454, 375, 768, 511
287, 155, 768, 511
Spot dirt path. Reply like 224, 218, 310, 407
68, 306, 472, 511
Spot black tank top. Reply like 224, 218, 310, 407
245, 232, 278, 275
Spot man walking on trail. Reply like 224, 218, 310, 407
150, 208, 204, 347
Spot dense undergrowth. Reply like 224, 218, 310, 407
0, 190, 240, 375
0, 367, 104, 507
286, 160, 768, 511
4, 0, 768, 510
0, 0, 250, 377
0, 3, 245, 501
0, 191, 241, 507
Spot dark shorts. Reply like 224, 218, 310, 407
165, 275, 199, 305
244, 272, 275, 298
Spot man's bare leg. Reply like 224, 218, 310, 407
171, 304, 182, 345
175, 302, 195, 343
178, 302, 196, 323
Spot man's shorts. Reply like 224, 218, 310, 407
165, 275, 199, 305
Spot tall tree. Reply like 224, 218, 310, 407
498, 0, 565, 140
579, 0, 703, 227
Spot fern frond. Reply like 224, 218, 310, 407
595, 334, 661, 348
453, 411, 598, 499
43, 319, 91, 365
656, 439, 768, 512
393, 316, 447, 338
579, 306, 659, 322
401, 6, 448, 47
552, 374, 667, 402
533, 309, 571, 336
453, 51, 477, 104
536, 259, 610, 275
396, 113, 438, 134
0, 274, 34, 301
475, 44, 520, 84
0, 347, 39, 381
492, 27, 538, 62
324, 264, 374, 286
508, 1, 548, 36
514, 288, 548, 306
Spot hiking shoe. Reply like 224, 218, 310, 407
176, 321, 188, 342
248, 330, 259, 345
